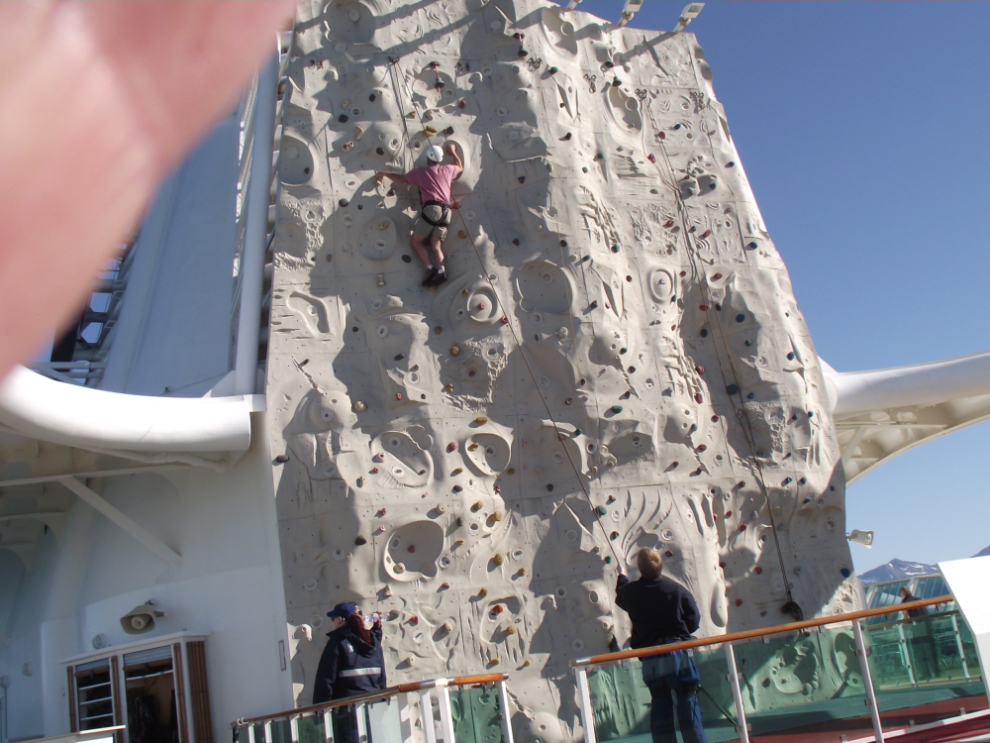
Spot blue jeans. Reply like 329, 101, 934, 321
641, 652, 708, 743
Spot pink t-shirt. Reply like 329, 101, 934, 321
405, 163, 459, 204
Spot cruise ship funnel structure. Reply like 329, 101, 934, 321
3, 2, 990, 742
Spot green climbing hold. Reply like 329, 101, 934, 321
726, 384, 739, 395
611, 244, 620, 253
574, 428, 582, 437
582, 166, 589, 173
611, 405, 623, 414
604, 556, 613, 564
596, 505, 608, 516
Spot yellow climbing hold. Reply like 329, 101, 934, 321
476, 416, 488, 425
472, 500, 483, 511
479, 588, 488, 598
505, 626, 516, 635
455, 539, 465, 546
450, 345, 461, 356
468, 443, 479, 451
444, 383, 454, 393
507, 468, 516, 476
451, 467, 463, 476
492, 511, 503, 522
493, 553, 504, 565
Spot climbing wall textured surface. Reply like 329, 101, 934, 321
267, 0, 856, 738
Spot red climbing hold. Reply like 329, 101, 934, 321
410, 615, 419, 625
378, 508, 387, 517
719, 561, 726, 568
755, 567, 763, 574
697, 444, 707, 452
500, 316, 509, 325
396, 393, 403, 401
760, 611, 767, 617
658, 131, 666, 140
701, 229, 712, 238
648, 153, 656, 163
713, 514, 718, 521
492, 605, 503, 614
694, 392, 703, 403
711, 273, 722, 280
711, 415, 719, 423
664, 220, 674, 228
739, 524, 747, 531
494, 485, 501, 494
371, 467, 379, 474
695, 365, 705, 375
441, 582, 450, 589
725, 511, 733, 518
699, 304, 709, 311
736, 481, 745, 489
447, 442, 458, 453
458, 100, 466, 108
408, 545, 416, 553
679, 270, 686, 277
735, 599, 743, 607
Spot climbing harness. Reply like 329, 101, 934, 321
420, 199, 452, 227
382, 56, 623, 573
644, 105, 803, 621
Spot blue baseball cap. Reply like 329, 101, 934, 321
327, 602, 358, 619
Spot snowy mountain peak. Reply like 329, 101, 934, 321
858, 558, 938, 586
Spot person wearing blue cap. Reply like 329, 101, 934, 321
313, 602, 386, 743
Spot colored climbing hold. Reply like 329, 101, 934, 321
782, 477, 792, 485
505, 626, 517, 635
611, 405, 623, 414
275, 454, 289, 464
402, 255, 412, 263
711, 273, 722, 280
736, 314, 745, 323
711, 415, 719, 423
699, 304, 709, 311
447, 442, 458, 453
739, 524, 747, 531
726, 384, 739, 395
744, 340, 752, 346
472, 500, 483, 511
611, 245, 620, 253
700, 329, 708, 338
339, 198, 349, 207
596, 505, 608, 516
694, 392, 703, 403
458, 100, 466, 108
697, 444, 707, 452
396, 392, 403, 401
549, 66, 559, 74
808, 411, 815, 418
664, 220, 675, 228
604, 556, 612, 564
441, 582, 450, 590
547, 484, 554, 492
479, 588, 488, 598
755, 567, 763, 574
476, 416, 488, 425
450, 345, 460, 356
648, 153, 656, 163
747, 392, 755, 400
493, 553, 505, 566
500, 316, 509, 325
435, 326, 443, 334
747, 241, 758, 249
338, 114, 349, 123
725, 511, 733, 518
735, 599, 743, 607
787, 352, 795, 360
841, 568, 852, 578
377, 508, 386, 517
444, 383, 455, 393
701, 230, 711, 238
582, 167, 589, 173
355, 536, 367, 545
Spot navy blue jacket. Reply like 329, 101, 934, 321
901, 592, 929, 619
616, 574, 702, 649
313, 625, 386, 704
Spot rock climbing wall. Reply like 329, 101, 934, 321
266, 0, 858, 739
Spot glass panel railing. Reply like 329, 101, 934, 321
736, 625, 874, 742
450, 683, 505, 743
364, 697, 403, 742
867, 611, 989, 731
587, 647, 737, 743
295, 713, 326, 743
269, 718, 292, 743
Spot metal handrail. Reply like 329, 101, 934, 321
573, 594, 953, 667
231, 672, 508, 727
866, 605, 957, 631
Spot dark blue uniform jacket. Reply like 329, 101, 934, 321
313, 625, 386, 704
616, 574, 702, 649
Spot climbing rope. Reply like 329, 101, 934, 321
643, 105, 802, 619
381, 57, 623, 569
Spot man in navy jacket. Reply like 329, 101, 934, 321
616, 548, 708, 743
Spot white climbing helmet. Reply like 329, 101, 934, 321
426, 145, 444, 163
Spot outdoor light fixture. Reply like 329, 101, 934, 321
675, 3, 705, 33
618, 0, 643, 28
847, 529, 874, 548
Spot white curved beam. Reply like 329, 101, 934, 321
0, 365, 256, 453
821, 351, 990, 484
827, 351, 990, 417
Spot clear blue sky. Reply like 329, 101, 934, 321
565, 1, 990, 572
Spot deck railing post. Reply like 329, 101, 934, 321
322, 709, 333, 743
896, 622, 917, 685
420, 690, 438, 743
951, 614, 971, 679
289, 716, 299, 743
497, 679, 515, 743
247, 726, 256, 743
263, 721, 273, 743
722, 643, 750, 743
436, 685, 456, 743
574, 667, 598, 743
354, 704, 369, 743
853, 619, 885, 743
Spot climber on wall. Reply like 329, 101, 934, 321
313, 602, 387, 743
376, 142, 463, 288
616, 548, 709, 743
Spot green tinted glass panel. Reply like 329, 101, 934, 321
297, 714, 326, 743
867, 612, 987, 727
736, 626, 872, 741
270, 719, 292, 743
450, 685, 504, 743
587, 647, 736, 743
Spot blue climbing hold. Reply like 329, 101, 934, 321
803, 498, 812, 504
782, 477, 792, 485
747, 241, 758, 249
808, 411, 814, 418
700, 329, 708, 337
747, 392, 755, 399
786, 352, 795, 360
726, 384, 739, 395
736, 314, 745, 323
840, 568, 852, 578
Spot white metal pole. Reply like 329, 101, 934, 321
263, 721, 273, 743
234, 53, 279, 394
853, 619, 886, 743
247, 725, 256, 743
897, 623, 917, 685
951, 614, 971, 679
420, 690, 438, 743
322, 710, 333, 743
355, 704, 369, 743
289, 717, 299, 743
574, 668, 598, 743
497, 679, 515, 743
436, 686, 456, 743
723, 644, 750, 743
